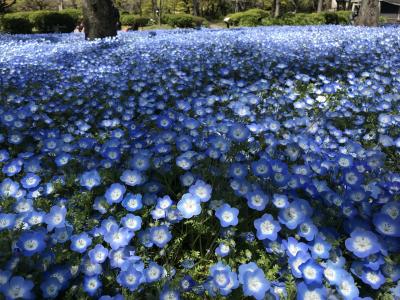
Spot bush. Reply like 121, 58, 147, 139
1, 13, 33, 34
120, 15, 150, 29
323, 12, 339, 24
336, 10, 352, 24
61, 8, 83, 25
163, 14, 207, 28
29, 11, 76, 33
227, 9, 269, 26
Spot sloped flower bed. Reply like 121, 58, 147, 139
0, 26, 399, 299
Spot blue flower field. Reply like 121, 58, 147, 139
0, 26, 400, 299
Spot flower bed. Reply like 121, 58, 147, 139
0, 26, 399, 299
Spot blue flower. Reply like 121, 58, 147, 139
373, 213, 400, 237
44, 205, 67, 231
177, 193, 201, 219
296, 282, 327, 300
70, 232, 92, 253
299, 259, 324, 284
0, 213, 16, 231
83, 276, 102, 296
40, 278, 62, 299
144, 262, 164, 283
150, 225, 172, 248
121, 214, 142, 232
215, 204, 239, 227
242, 267, 270, 300
215, 243, 230, 257
104, 227, 132, 250
88, 244, 109, 264
105, 183, 126, 204
80, 170, 101, 190
337, 274, 359, 300
0, 178, 20, 198
122, 193, 143, 212
254, 214, 281, 241
159, 285, 180, 300
228, 123, 250, 142
117, 266, 142, 291
120, 170, 143, 187
17, 230, 46, 257
189, 180, 212, 202
3, 276, 34, 300
345, 229, 380, 258
360, 268, 385, 290
310, 237, 331, 259
246, 190, 269, 211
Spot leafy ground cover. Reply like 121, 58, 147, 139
0, 26, 399, 299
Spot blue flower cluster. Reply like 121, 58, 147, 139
0, 26, 399, 299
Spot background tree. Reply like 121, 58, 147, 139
0, 0, 16, 14
82, 0, 119, 39
355, 0, 379, 26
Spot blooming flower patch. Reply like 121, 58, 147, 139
0, 26, 400, 299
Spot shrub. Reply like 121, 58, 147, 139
227, 8, 269, 26
323, 12, 339, 24
29, 11, 76, 33
61, 8, 83, 25
120, 15, 150, 29
163, 14, 207, 28
1, 13, 33, 34
336, 10, 352, 24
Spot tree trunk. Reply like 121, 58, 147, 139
355, 0, 379, 26
274, 0, 280, 17
82, 0, 119, 40
317, 0, 323, 12
193, 0, 200, 15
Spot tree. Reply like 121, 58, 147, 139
82, 0, 120, 39
0, 0, 16, 14
355, 0, 379, 26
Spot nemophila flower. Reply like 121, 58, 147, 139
180, 275, 196, 292
298, 220, 318, 241
323, 262, 346, 285
360, 268, 385, 290
20, 173, 41, 189
121, 214, 142, 232
160, 285, 180, 300
310, 237, 332, 259
40, 277, 62, 299
213, 269, 231, 289
117, 266, 142, 291
131, 154, 150, 171
342, 169, 363, 186
144, 262, 164, 283
254, 214, 281, 241
287, 242, 309, 273
3, 276, 34, 300
104, 227, 132, 250
246, 190, 269, 211
345, 229, 380, 258
215, 204, 239, 227
242, 268, 270, 300
54, 152, 71, 167
228, 123, 250, 142
83, 276, 102, 296
17, 230, 46, 256
189, 180, 212, 202
122, 193, 143, 212
80, 170, 101, 190
177, 193, 201, 218
229, 163, 248, 179
283, 237, 309, 257
0, 213, 16, 231
105, 183, 126, 204
151, 207, 166, 220
157, 196, 173, 210
373, 213, 400, 237
180, 172, 196, 187
215, 243, 230, 257
70, 232, 92, 253
89, 244, 109, 264
120, 170, 143, 187
337, 275, 359, 300
0, 178, 19, 198
251, 159, 271, 178
299, 259, 324, 284
272, 194, 289, 209
44, 205, 67, 231
0, 269, 11, 290
296, 282, 327, 300
176, 156, 193, 170
150, 225, 172, 248
278, 200, 307, 230
2, 160, 22, 177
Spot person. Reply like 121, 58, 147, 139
224, 17, 230, 28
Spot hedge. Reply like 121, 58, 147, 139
163, 14, 208, 28
1, 13, 33, 34
261, 11, 352, 26
120, 15, 150, 29
226, 9, 269, 26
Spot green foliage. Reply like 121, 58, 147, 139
29, 10, 76, 33
261, 11, 352, 26
163, 13, 207, 28
61, 8, 83, 24
120, 14, 150, 28
227, 8, 269, 26
1, 12, 32, 33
